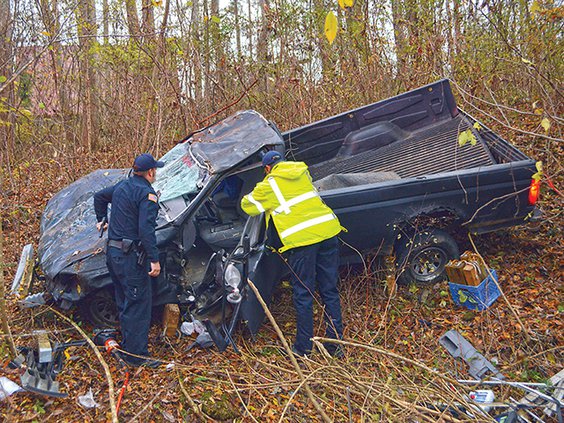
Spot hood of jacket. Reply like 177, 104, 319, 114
269, 161, 309, 181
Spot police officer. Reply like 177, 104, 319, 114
94, 153, 164, 367
241, 151, 344, 357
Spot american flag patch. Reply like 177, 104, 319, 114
148, 193, 158, 203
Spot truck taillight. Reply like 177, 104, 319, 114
528, 179, 540, 205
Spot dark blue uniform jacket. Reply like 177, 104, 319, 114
94, 175, 160, 262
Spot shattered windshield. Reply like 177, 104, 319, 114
154, 143, 203, 203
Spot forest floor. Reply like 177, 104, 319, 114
1, 138, 563, 421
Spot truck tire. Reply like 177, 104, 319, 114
395, 228, 459, 286
79, 287, 119, 327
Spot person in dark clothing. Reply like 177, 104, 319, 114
93, 153, 164, 367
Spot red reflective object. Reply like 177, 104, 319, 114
528, 179, 541, 205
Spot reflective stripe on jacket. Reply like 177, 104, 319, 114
240, 161, 342, 252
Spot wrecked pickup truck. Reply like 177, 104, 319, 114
15, 79, 539, 347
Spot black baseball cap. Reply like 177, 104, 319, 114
133, 153, 165, 172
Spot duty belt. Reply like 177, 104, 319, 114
107, 239, 138, 253
107, 239, 124, 250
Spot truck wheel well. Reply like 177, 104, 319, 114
398, 209, 462, 235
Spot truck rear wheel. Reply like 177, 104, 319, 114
79, 287, 119, 327
395, 228, 459, 286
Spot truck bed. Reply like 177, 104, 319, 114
309, 114, 495, 182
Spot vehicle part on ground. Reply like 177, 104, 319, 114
395, 228, 459, 285
79, 287, 119, 327
11, 243, 34, 297
9, 338, 87, 398
20, 292, 47, 308
440, 330, 505, 380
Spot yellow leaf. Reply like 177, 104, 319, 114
151, 0, 162, 6
41, 30, 51, 37
530, 0, 540, 14
325, 11, 338, 45
532, 161, 543, 181
473, 122, 482, 131
458, 129, 476, 147
521, 57, 533, 65
533, 108, 543, 115
541, 118, 550, 132
338, 0, 345, 9
344, 0, 354, 7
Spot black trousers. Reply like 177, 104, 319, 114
106, 246, 152, 364
286, 236, 343, 354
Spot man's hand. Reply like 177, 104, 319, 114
96, 221, 108, 232
148, 261, 161, 277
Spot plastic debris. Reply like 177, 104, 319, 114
0, 377, 23, 401
180, 319, 206, 336
439, 330, 505, 380
469, 390, 495, 412
77, 388, 99, 409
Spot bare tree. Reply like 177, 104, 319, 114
76, 0, 100, 151
0, 0, 15, 166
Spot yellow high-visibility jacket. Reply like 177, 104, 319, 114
241, 161, 342, 252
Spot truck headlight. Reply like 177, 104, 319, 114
224, 263, 242, 304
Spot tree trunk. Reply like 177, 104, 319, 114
233, 0, 241, 58
0, 0, 15, 172
390, 0, 408, 80
313, 0, 334, 81
141, 0, 156, 42
103, 0, 109, 42
257, 0, 270, 91
190, 0, 203, 103
77, 0, 99, 151
37, 0, 72, 146
124, 0, 141, 39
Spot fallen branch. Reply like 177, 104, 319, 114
177, 371, 210, 421
246, 278, 332, 423
49, 307, 118, 423
0, 221, 17, 357
468, 233, 532, 341
226, 368, 259, 423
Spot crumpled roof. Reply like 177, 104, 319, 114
190, 110, 284, 173
38, 169, 128, 280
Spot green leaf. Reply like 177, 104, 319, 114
211, 15, 220, 23
473, 122, 482, 131
38, 102, 45, 109
324, 11, 338, 45
458, 290, 468, 303
0, 75, 6, 83
521, 57, 533, 65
